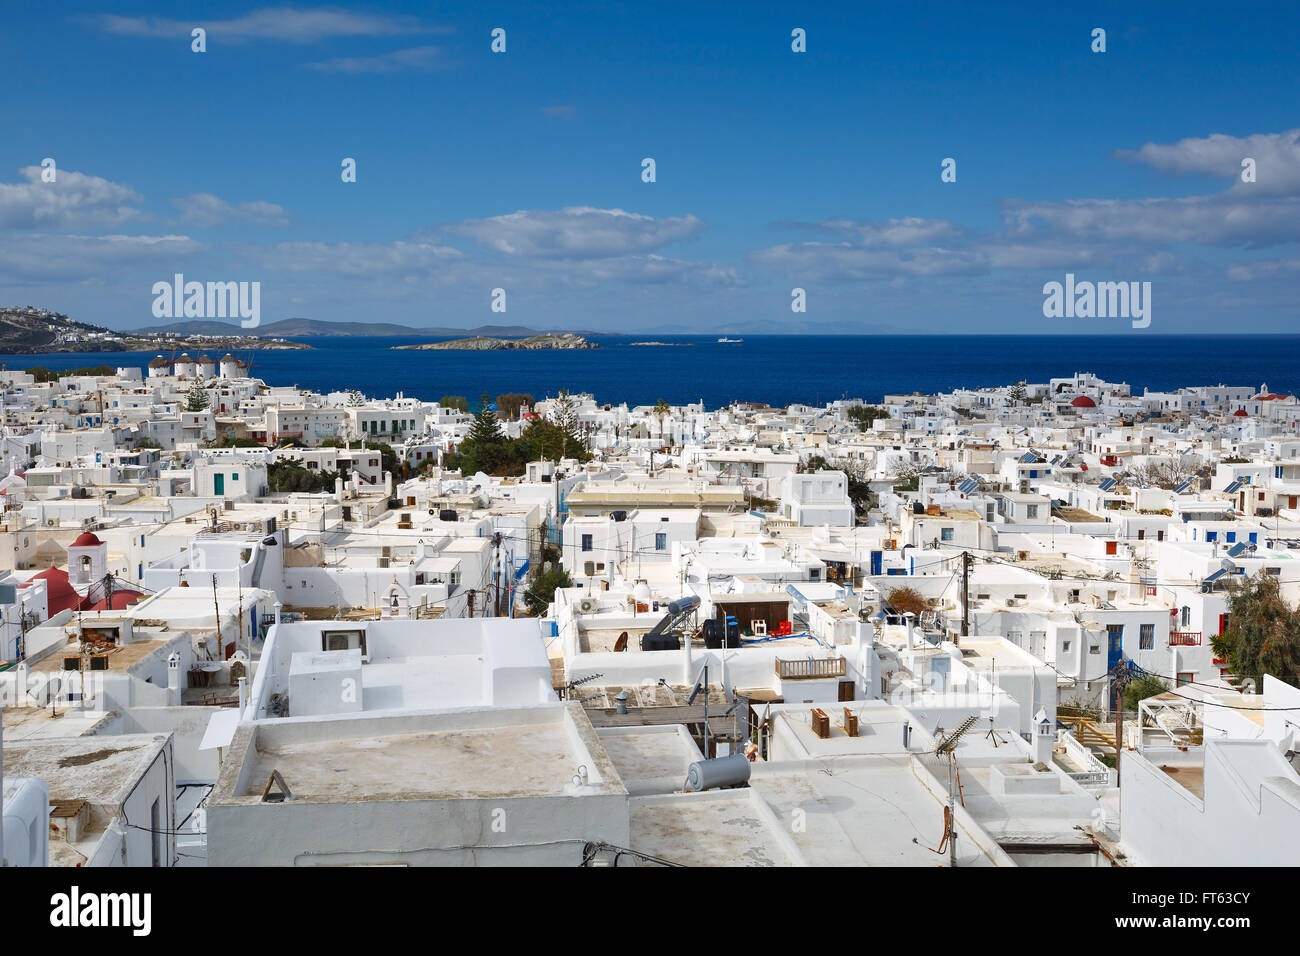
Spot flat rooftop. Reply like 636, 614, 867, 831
2, 705, 114, 740
2, 733, 169, 810
217, 704, 624, 805
750, 757, 1008, 866
629, 791, 802, 866
596, 726, 700, 796
28, 636, 172, 673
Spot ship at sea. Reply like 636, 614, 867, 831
717, 337, 743, 343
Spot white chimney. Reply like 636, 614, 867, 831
904, 611, 916, 649
166, 652, 182, 706
1033, 708, 1054, 765
237, 675, 248, 715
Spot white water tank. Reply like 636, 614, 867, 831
683, 754, 751, 792
2, 778, 50, 867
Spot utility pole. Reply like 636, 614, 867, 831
1113, 661, 1129, 786
947, 755, 957, 868
492, 532, 503, 617
960, 551, 972, 641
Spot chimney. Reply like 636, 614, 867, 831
166, 652, 182, 706
904, 611, 916, 649
1033, 709, 1054, 765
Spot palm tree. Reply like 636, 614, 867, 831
655, 399, 671, 448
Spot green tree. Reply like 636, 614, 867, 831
1008, 381, 1028, 404
526, 567, 572, 616
1211, 575, 1300, 688
439, 395, 469, 412
655, 399, 671, 446
846, 405, 889, 432
1123, 673, 1169, 711
554, 391, 586, 460
184, 381, 210, 412
268, 458, 341, 493
451, 395, 509, 474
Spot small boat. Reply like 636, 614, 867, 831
716, 337, 743, 343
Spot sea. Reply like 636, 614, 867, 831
4, 334, 1298, 409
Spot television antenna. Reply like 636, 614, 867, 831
932, 712, 979, 867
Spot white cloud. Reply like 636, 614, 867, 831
0, 233, 202, 282
750, 242, 987, 280
442, 207, 706, 259
255, 240, 463, 275
172, 193, 292, 227
0, 167, 143, 229
1116, 129, 1300, 196
1002, 195, 1300, 247
99, 8, 437, 44
1227, 257, 1300, 281
779, 217, 964, 246
534, 254, 742, 287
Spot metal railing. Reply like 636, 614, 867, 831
1169, 631, 1202, 646
775, 656, 847, 680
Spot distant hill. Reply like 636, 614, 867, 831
129, 318, 583, 338
0, 307, 108, 349
0, 307, 308, 353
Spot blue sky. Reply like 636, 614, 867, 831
2, 1, 1298, 333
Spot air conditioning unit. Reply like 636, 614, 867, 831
46, 518, 57, 527
1006, 598, 1019, 607
577, 598, 599, 614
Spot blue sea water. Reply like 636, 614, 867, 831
4, 334, 1298, 409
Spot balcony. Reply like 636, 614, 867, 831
775, 656, 847, 680
1169, 631, 1202, 646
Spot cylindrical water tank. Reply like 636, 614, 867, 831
684, 754, 751, 792
667, 595, 701, 616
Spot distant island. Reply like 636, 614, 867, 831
132, 318, 602, 339
0, 307, 308, 354
394, 333, 598, 352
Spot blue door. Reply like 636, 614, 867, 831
1107, 624, 1124, 707
870, 551, 882, 576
